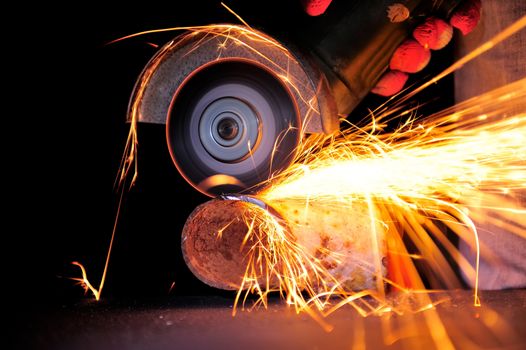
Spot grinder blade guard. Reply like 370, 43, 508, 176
128, 26, 337, 196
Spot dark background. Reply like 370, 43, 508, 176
16, 0, 455, 308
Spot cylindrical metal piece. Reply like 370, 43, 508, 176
181, 199, 252, 289
182, 197, 387, 291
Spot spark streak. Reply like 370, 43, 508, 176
72, 10, 526, 345
232, 16, 526, 318
238, 78, 526, 317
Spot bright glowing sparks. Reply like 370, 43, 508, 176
237, 78, 526, 320
232, 17, 526, 318
264, 97, 526, 206
72, 10, 526, 345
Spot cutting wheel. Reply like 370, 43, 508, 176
167, 60, 300, 196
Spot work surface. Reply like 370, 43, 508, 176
14, 290, 526, 349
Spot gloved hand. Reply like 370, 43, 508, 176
300, 0, 482, 96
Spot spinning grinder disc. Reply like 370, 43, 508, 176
167, 60, 300, 196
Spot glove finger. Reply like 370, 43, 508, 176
300, 0, 333, 16
371, 70, 409, 96
390, 39, 431, 73
450, 0, 482, 35
413, 17, 454, 50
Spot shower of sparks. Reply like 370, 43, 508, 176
71, 6, 526, 345
238, 77, 526, 323
232, 16, 526, 324
222, 84, 526, 349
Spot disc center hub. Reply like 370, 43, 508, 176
216, 116, 239, 141
199, 97, 259, 162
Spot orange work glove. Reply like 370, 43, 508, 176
300, 0, 482, 97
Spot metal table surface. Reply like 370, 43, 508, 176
13, 289, 526, 349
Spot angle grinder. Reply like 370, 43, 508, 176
128, 0, 462, 196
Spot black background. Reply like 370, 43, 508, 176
15, 0, 454, 308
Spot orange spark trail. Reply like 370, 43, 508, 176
256, 78, 526, 310
72, 12, 526, 330
223, 77, 525, 340
71, 187, 125, 300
